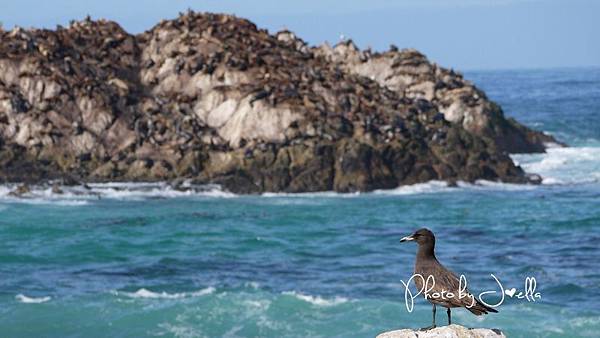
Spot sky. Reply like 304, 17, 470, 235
1, 0, 598, 70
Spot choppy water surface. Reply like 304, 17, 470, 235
1, 68, 599, 337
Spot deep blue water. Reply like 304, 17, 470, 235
0, 68, 599, 337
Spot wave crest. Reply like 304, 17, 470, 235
113, 287, 215, 299
512, 147, 600, 185
15, 294, 51, 303
282, 291, 349, 307
0, 182, 235, 205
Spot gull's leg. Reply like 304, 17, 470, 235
420, 303, 437, 330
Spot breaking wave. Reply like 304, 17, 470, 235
112, 287, 215, 299
282, 291, 349, 307
15, 294, 51, 304
0, 182, 236, 205
512, 146, 600, 185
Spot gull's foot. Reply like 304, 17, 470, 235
419, 325, 436, 331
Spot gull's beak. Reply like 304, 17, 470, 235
400, 235, 414, 242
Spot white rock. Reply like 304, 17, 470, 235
376, 325, 506, 338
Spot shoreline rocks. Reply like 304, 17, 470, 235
0, 12, 561, 193
377, 325, 506, 338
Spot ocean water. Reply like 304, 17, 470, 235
1, 68, 599, 338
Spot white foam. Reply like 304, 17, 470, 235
374, 179, 535, 195
374, 180, 452, 195
261, 181, 456, 198
113, 287, 215, 299
511, 147, 600, 185
282, 291, 349, 307
459, 180, 536, 191
15, 294, 51, 303
0, 179, 542, 204
12, 198, 90, 206
0, 182, 237, 205
84, 182, 237, 199
2, 146, 597, 204
262, 191, 360, 198
543, 142, 564, 149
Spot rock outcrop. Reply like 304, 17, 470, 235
377, 325, 506, 338
314, 41, 557, 153
0, 12, 559, 193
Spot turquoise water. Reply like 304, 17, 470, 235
1, 68, 599, 337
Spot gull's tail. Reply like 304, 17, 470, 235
467, 298, 499, 315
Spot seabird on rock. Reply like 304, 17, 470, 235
400, 228, 498, 330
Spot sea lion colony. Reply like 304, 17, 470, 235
0, 11, 557, 193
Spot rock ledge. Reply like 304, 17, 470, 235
377, 324, 505, 338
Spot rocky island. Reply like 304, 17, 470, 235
0, 11, 558, 193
